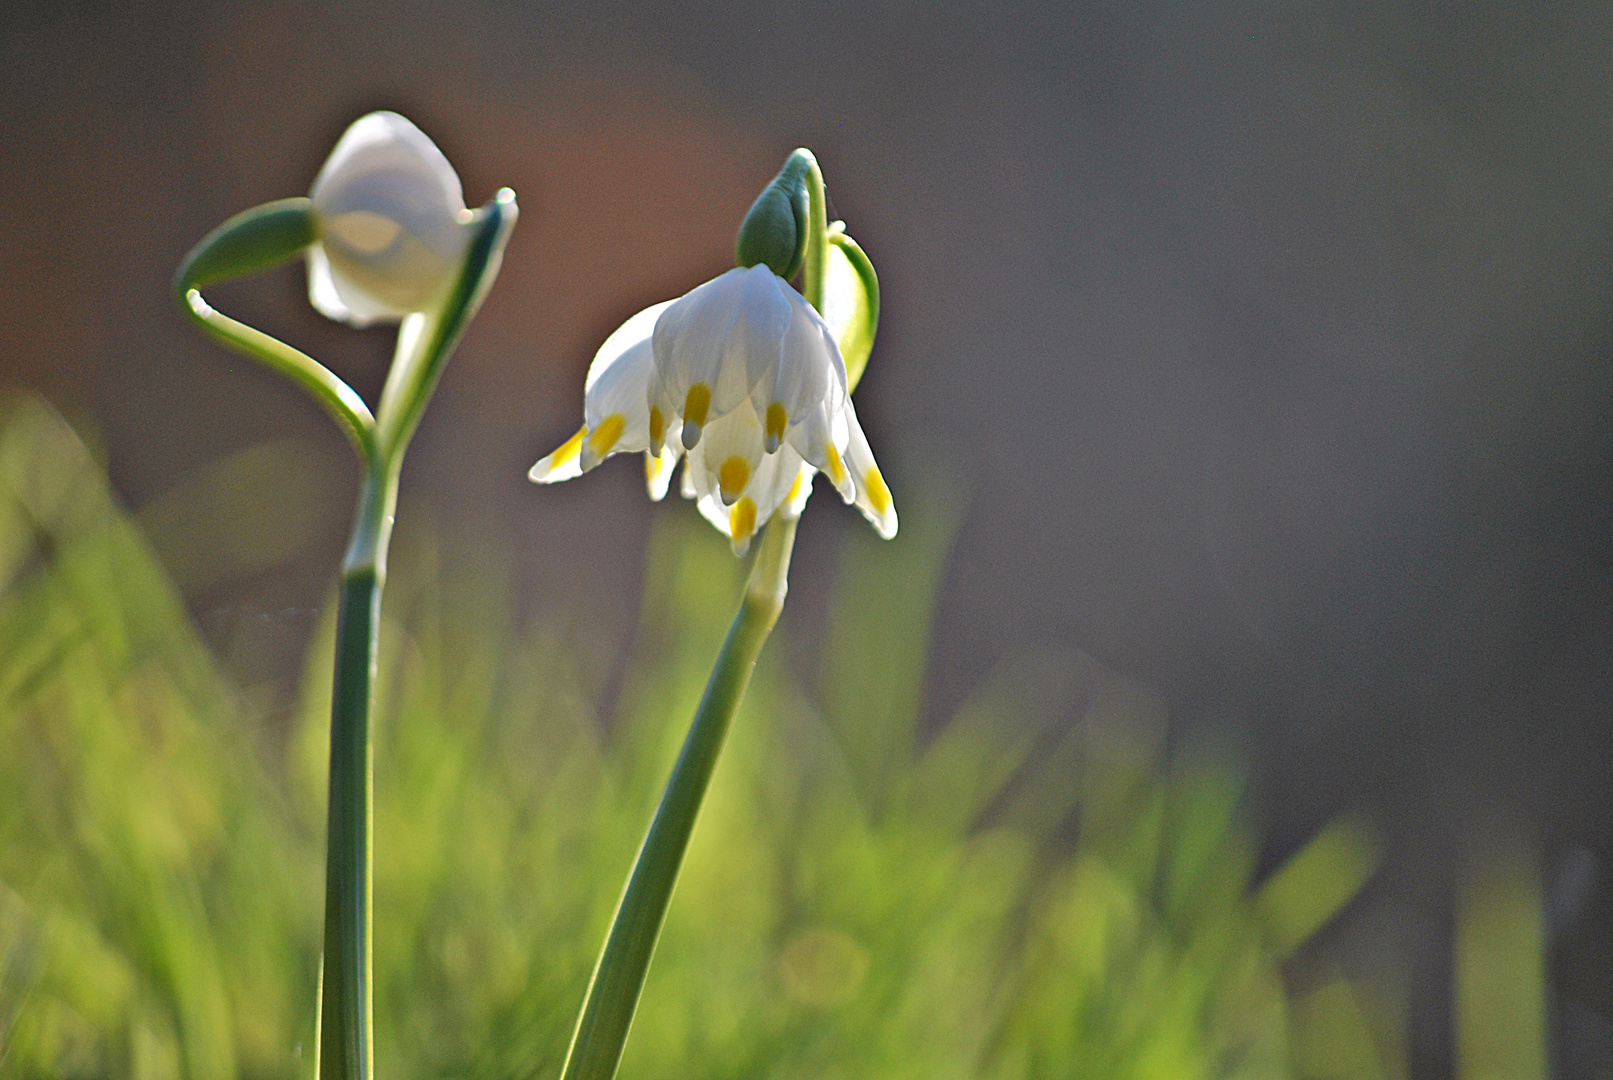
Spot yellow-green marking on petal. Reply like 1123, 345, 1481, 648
719, 456, 750, 504
864, 466, 891, 515
583, 413, 626, 468
327, 210, 402, 254
529, 425, 586, 481
765, 402, 788, 453
682, 384, 712, 449
589, 414, 626, 454
728, 496, 757, 549
826, 443, 848, 487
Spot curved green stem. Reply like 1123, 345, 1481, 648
173, 197, 377, 460
179, 289, 377, 460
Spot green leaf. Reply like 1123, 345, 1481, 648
823, 228, 879, 393
173, 198, 316, 296
173, 197, 376, 460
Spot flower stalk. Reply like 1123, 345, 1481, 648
558, 148, 837, 1080
174, 114, 515, 1080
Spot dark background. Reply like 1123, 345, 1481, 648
3, 2, 1610, 1073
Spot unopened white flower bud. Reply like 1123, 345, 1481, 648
307, 112, 471, 326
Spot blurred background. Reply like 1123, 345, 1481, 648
1, 2, 1610, 1076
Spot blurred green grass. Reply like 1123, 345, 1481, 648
0, 393, 1406, 1079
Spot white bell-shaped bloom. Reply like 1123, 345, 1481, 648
307, 111, 472, 327
530, 264, 895, 555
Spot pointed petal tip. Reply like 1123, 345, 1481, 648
528, 457, 576, 484
529, 426, 586, 484
644, 450, 677, 501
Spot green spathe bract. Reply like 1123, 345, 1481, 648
823, 225, 879, 393
174, 121, 516, 1080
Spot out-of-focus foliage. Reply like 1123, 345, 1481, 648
0, 393, 1398, 1079
1455, 836, 1547, 1080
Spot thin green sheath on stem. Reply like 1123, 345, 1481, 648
559, 149, 831, 1080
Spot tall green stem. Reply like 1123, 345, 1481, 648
317, 462, 399, 1080
559, 147, 830, 1080
175, 186, 515, 1080
559, 518, 796, 1080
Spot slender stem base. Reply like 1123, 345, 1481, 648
318, 567, 378, 1080
560, 518, 797, 1080
316, 468, 397, 1080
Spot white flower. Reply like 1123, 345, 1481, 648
530, 264, 896, 555
306, 111, 472, 327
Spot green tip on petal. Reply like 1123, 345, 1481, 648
174, 198, 317, 299
735, 153, 811, 279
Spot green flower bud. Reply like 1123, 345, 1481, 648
734, 152, 811, 279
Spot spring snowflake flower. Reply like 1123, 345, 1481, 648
530, 264, 896, 555
306, 111, 473, 326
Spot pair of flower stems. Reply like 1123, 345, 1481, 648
176, 116, 882, 1080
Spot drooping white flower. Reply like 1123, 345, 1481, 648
530, 263, 896, 555
306, 111, 472, 327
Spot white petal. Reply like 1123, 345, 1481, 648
582, 338, 655, 467
308, 112, 471, 323
643, 446, 681, 501
528, 426, 586, 484
652, 268, 747, 408
842, 400, 897, 539
679, 453, 700, 500
754, 276, 843, 421
752, 444, 814, 522
586, 301, 672, 394
694, 490, 732, 535
786, 400, 854, 502
306, 243, 354, 323
688, 445, 811, 555
725, 266, 792, 405
695, 399, 767, 506
780, 460, 816, 519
